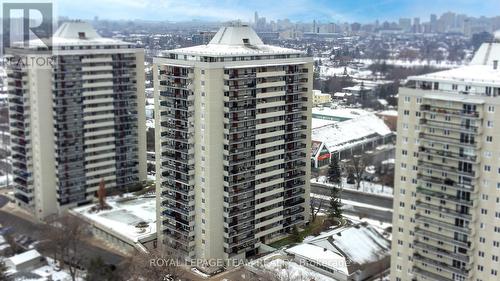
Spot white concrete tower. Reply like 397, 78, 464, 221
154, 24, 313, 264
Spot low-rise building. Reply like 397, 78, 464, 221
286, 223, 391, 281
311, 114, 395, 169
312, 107, 371, 122
312, 90, 332, 106
5, 249, 45, 272
73, 195, 157, 254
376, 110, 398, 131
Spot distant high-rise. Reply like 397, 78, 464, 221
7, 22, 146, 219
154, 24, 312, 262
399, 18, 412, 33
430, 14, 438, 33
413, 17, 421, 33
391, 33, 500, 281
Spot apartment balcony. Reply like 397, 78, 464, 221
416, 200, 473, 221
417, 174, 476, 192
162, 168, 194, 183
226, 215, 255, 228
227, 224, 254, 237
161, 182, 194, 196
419, 118, 482, 134
256, 81, 286, 89
416, 186, 475, 207
420, 104, 482, 119
419, 146, 479, 163
414, 227, 471, 249
413, 252, 471, 277
224, 72, 256, 80
283, 217, 305, 228
417, 159, 477, 178
159, 91, 194, 101
228, 204, 255, 217
284, 197, 305, 208
414, 240, 470, 263
256, 70, 286, 78
413, 265, 453, 281
415, 214, 472, 235
224, 93, 256, 102
418, 132, 481, 149
161, 202, 194, 217
284, 206, 305, 217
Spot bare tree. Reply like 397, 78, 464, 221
119, 247, 184, 281
39, 213, 89, 281
310, 197, 323, 222
348, 154, 367, 190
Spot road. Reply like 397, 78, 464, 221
311, 183, 394, 223
311, 183, 393, 209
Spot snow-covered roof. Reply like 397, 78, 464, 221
410, 64, 500, 85
287, 224, 391, 275
163, 24, 303, 57
311, 114, 392, 152
12, 21, 128, 48
73, 195, 156, 244
470, 41, 500, 66
377, 110, 398, 117
311, 107, 370, 121
312, 118, 337, 129
343, 85, 373, 92
209, 24, 263, 45
7, 249, 42, 266
286, 243, 349, 275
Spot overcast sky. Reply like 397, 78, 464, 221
56, 0, 500, 23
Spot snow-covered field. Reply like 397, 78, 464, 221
312, 176, 393, 197
356, 58, 464, 69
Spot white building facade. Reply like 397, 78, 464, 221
391, 35, 500, 281
154, 24, 313, 263
7, 22, 146, 220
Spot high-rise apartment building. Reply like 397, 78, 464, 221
391, 33, 500, 281
7, 21, 146, 220
154, 24, 312, 263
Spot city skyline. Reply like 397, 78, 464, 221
56, 0, 500, 23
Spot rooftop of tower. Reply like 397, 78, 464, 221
161, 23, 305, 57
11, 21, 129, 49
408, 31, 500, 86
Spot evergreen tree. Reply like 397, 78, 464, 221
291, 225, 301, 242
327, 154, 342, 187
328, 185, 343, 222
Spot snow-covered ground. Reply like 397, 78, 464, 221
311, 193, 392, 213
312, 176, 393, 197
356, 58, 464, 69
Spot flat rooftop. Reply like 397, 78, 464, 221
73, 195, 156, 243
409, 65, 500, 85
